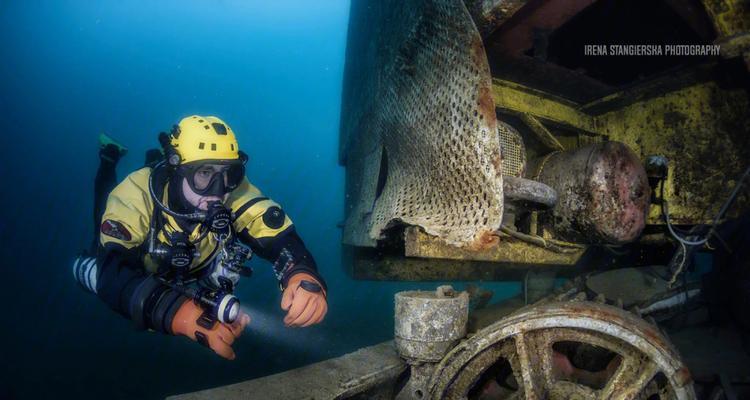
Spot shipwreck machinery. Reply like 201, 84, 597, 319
334, 0, 750, 398
530, 141, 651, 245
406, 286, 696, 400
339, 0, 750, 282
169, 284, 703, 400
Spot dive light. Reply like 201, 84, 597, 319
193, 287, 241, 325
161, 280, 240, 324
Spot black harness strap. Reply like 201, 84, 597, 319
232, 196, 269, 222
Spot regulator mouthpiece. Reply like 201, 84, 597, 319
205, 201, 232, 235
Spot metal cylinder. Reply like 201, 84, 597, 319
533, 141, 650, 244
394, 286, 469, 362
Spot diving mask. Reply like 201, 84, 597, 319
179, 160, 245, 197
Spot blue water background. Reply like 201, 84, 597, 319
0, 2, 521, 398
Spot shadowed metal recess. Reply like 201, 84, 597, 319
339, 0, 503, 247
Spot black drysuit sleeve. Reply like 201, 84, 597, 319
96, 242, 187, 333
237, 226, 327, 291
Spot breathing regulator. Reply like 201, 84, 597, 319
154, 228, 253, 324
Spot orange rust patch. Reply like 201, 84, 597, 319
468, 230, 500, 250
477, 84, 496, 131
674, 367, 693, 387
492, 151, 503, 176
469, 34, 496, 131
470, 35, 486, 69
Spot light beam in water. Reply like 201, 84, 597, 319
239, 305, 323, 356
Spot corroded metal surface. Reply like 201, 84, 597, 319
427, 301, 696, 400
519, 113, 565, 152
700, 0, 750, 41
394, 287, 469, 362
340, 0, 503, 248
495, 75, 750, 226
492, 78, 599, 133
597, 81, 750, 225
503, 176, 557, 209
350, 253, 596, 282
395, 362, 436, 400
586, 267, 671, 309
404, 226, 585, 265
167, 341, 406, 400
498, 120, 527, 177
463, 0, 529, 38
484, 0, 600, 57
534, 142, 651, 245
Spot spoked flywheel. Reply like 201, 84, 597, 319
427, 301, 695, 400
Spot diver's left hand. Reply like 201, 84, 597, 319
281, 273, 327, 327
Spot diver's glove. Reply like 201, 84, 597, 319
171, 300, 251, 360
281, 273, 328, 327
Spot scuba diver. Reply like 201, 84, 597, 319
73, 116, 328, 360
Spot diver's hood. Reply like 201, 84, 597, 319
168, 173, 199, 216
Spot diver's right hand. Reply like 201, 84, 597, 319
170, 300, 251, 360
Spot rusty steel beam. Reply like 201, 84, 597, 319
492, 78, 598, 134
519, 113, 565, 152
463, 0, 530, 38
351, 254, 595, 282
662, 0, 717, 42
404, 226, 585, 265
485, 0, 600, 57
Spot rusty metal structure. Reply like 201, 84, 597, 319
170, 284, 708, 399
340, 0, 749, 277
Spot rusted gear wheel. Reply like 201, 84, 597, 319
427, 301, 695, 400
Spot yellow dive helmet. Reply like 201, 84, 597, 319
158, 115, 247, 198
170, 115, 240, 164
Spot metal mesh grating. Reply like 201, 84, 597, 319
498, 121, 526, 177
340, 0, 503, 247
